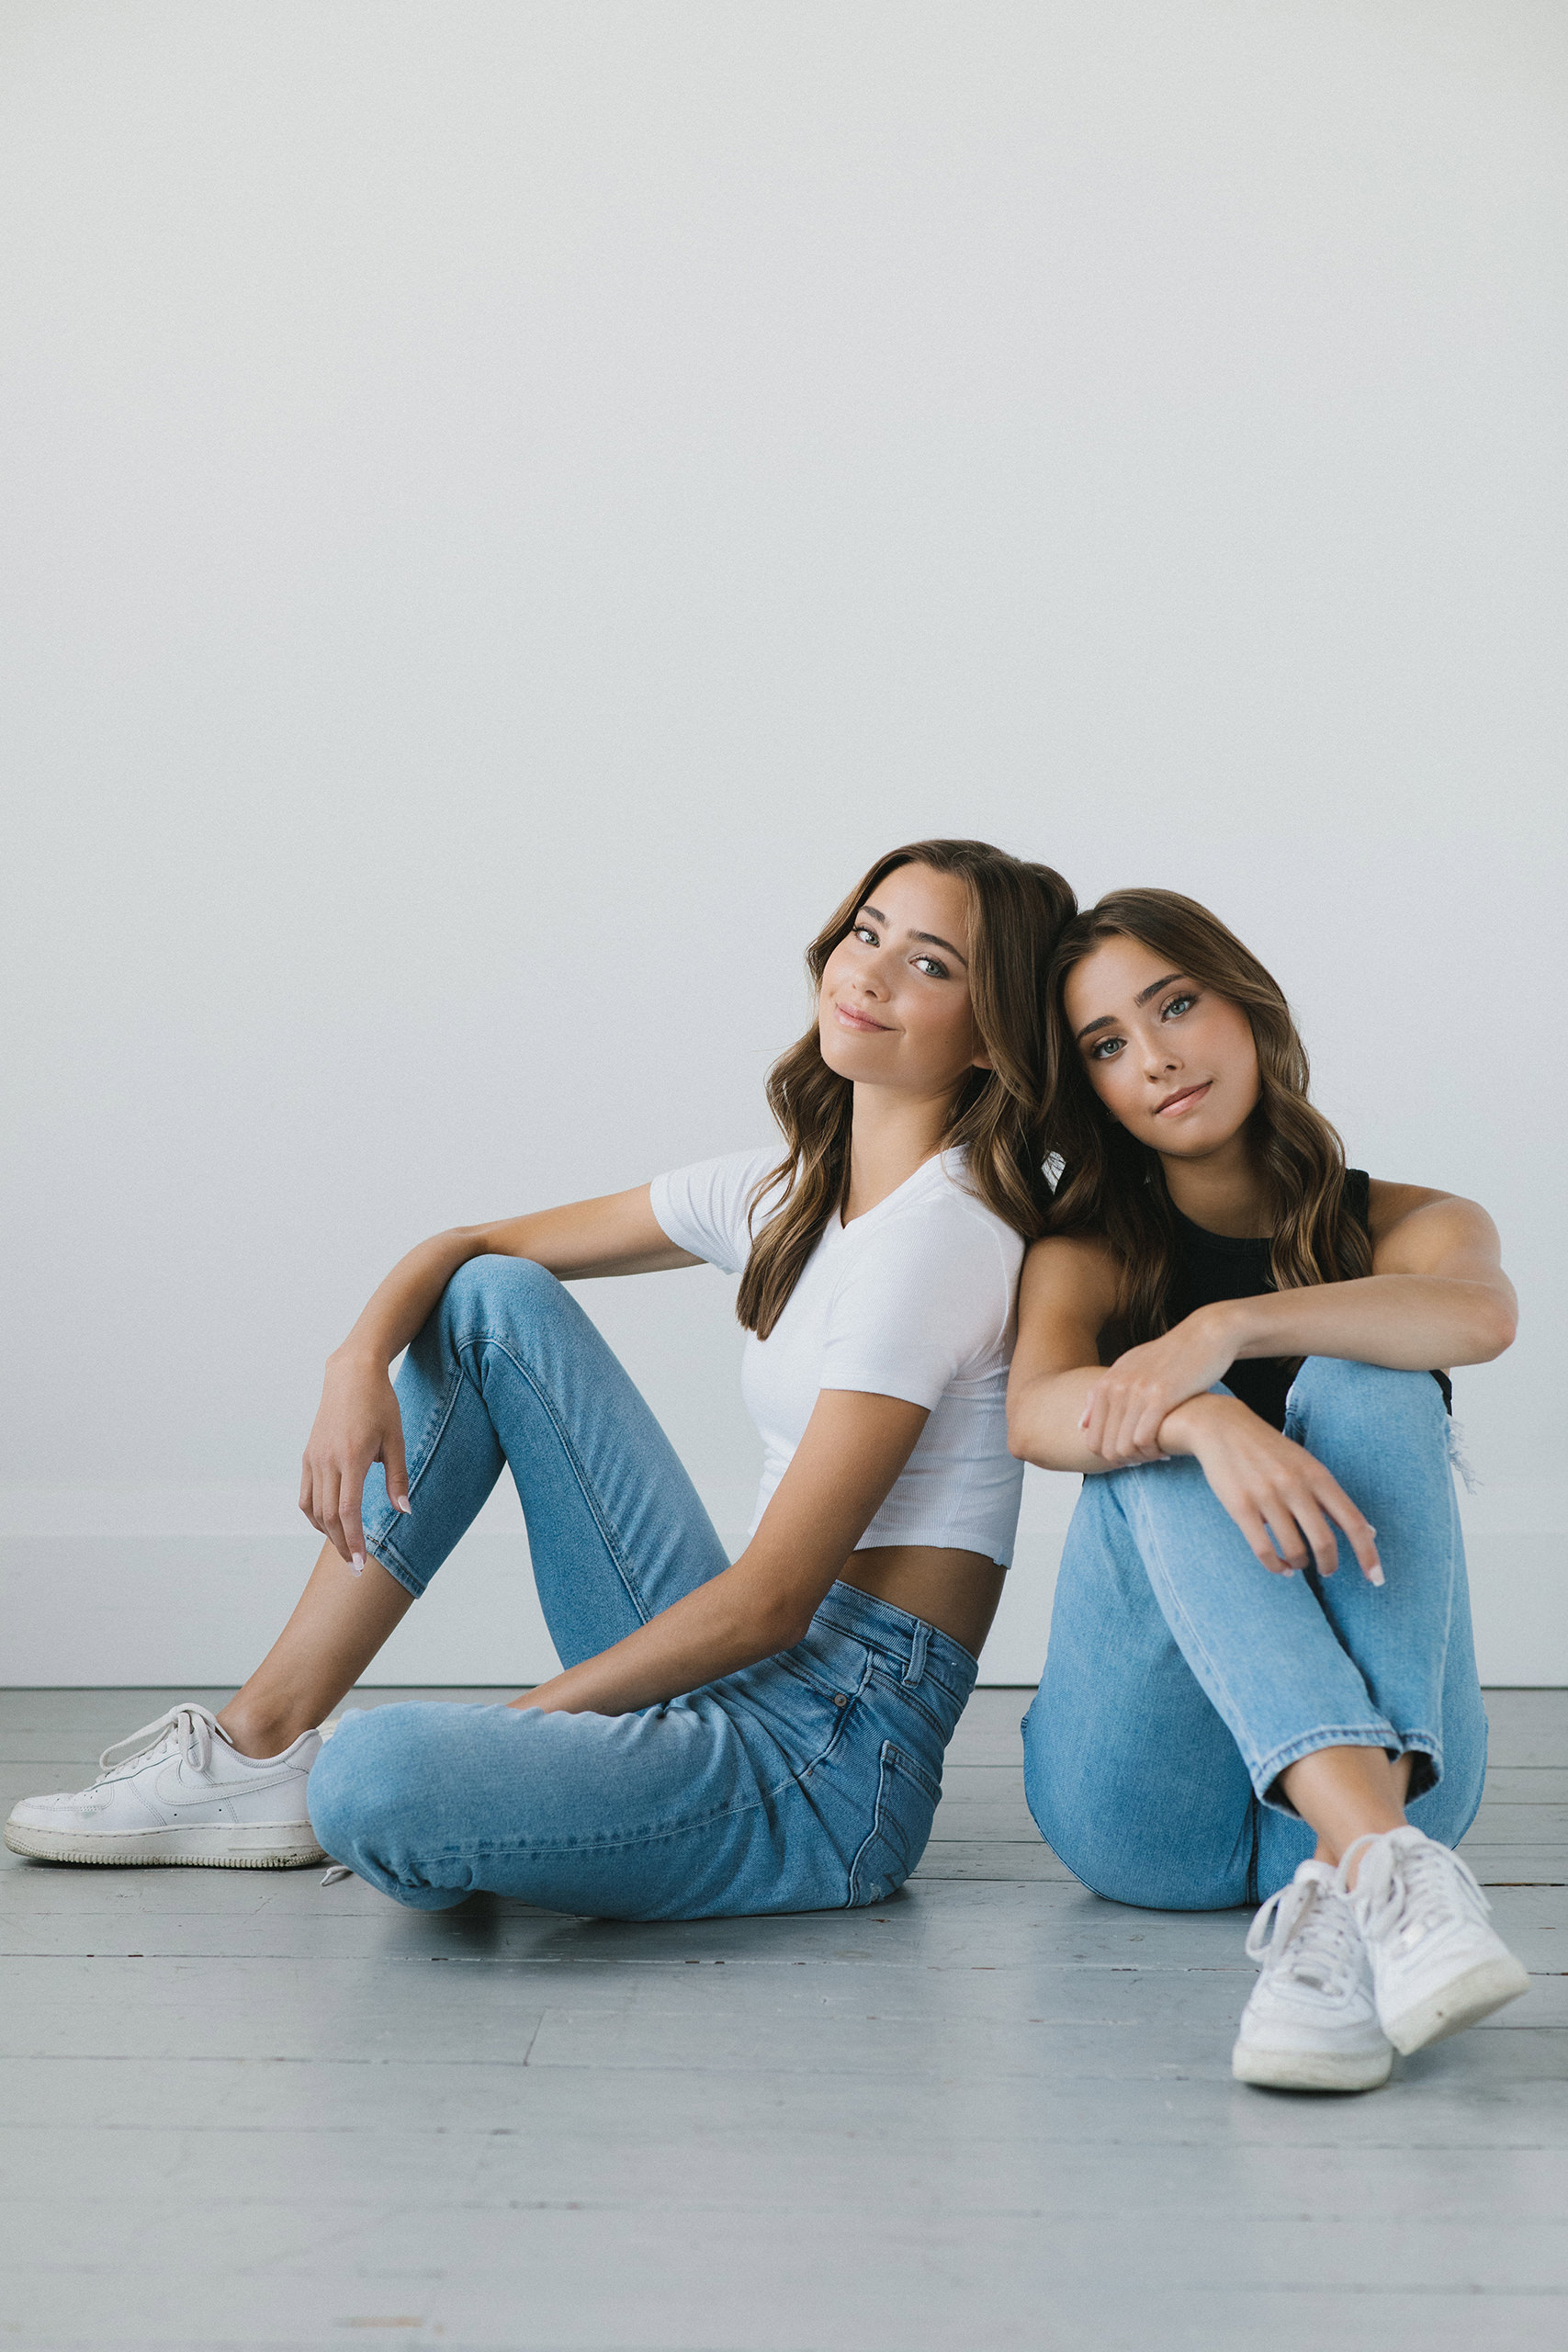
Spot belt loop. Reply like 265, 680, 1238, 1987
903, 1618, 929, 1687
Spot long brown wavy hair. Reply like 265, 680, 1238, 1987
737, 840, 1077, 1340
1043, 888, 1371, 1343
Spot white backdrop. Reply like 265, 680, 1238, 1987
2, 2, 1564, 1688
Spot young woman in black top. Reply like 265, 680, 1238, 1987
1008, 889, 1528, 2092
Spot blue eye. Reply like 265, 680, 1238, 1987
1162, 992, 1196, 1019
1089, 1036, 1124, 1061
852, 924, 877, 945
913, 955, 947, 978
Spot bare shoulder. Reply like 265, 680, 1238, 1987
1020, 1230, 1122, 1309
1365, 1176, 1453, 1239
1364, 1178, 1503, 1275
1015, 1232, 1123, 1370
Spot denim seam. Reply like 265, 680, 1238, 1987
362, 1540, 423, 1601
429, 1779, 780, 1866
848, 1743, 900, 1904
363, 1362, 469, 1596
1122, 1472, 1268, 1781
1252, 1724, 1442, 1807
456, 1328, 657, 1628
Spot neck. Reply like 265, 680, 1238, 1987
1157, 1129, 1269, 1238
842, 1083, 955, 1222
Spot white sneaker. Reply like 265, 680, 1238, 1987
1341, 1825, 1531, 2054
3, 1703, 324, 1869
1232, 1860, 1393, 2092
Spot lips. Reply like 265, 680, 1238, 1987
1154, 1080, 1212, 1117
833, 1001, 892, 1034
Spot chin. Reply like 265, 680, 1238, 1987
819, 1034, 872, 1080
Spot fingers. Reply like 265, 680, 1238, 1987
381, 1423, 412, 1517
1230, 1502, 1291, 1574
1314, 1477, 1382, 1582
1288, 1496, 1342, 1579
1082, 1380, 1168, 1466
1258, 1498, 1311, 1574
339, 1480, 367, 1573
299, 1455, 367, 1568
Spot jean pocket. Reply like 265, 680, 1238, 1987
848, 1740, 943, 1905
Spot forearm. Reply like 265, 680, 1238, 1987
333, 1227, 492, 1370
1218, 1274, 1517, 1373
513, 1560, 807, 1716
1008, 1369, 1125, 1474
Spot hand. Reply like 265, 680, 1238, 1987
1163, 1394, 1382, 1582
1078, 1307, 1240, 1465
299, 1351, 412, 1569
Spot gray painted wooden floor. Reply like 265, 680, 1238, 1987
2, 1687, 1563, 2352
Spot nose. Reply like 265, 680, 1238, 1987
851, 944, 892, 999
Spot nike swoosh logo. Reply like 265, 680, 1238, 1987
153, 1762, 311, 1812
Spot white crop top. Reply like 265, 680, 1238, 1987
649, 1147, 1026, 1567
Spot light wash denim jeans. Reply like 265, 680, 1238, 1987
306, 1257, 977, 1917
1022, 1357, 1487, 1911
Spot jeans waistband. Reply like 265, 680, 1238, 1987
810, 1579, 979, 1706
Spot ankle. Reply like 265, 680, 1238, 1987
216, 1702, 316, 1759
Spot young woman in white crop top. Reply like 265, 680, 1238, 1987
8, 841, 1076, 1924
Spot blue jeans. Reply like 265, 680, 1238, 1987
306, 1257, 977, 1917
1022, 1358, 1487, 1911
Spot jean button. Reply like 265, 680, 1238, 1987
832, 1694, 847, 1708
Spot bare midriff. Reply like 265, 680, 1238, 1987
838, 1544, 1006, 1663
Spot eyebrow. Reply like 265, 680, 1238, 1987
859, 906, 969, 968
1073, 972, 1190, 1044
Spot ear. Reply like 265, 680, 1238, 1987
970, 1047, 994, 1072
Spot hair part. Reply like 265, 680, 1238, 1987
1043, 888, 1371, 1342
737, 840, 1077, 1340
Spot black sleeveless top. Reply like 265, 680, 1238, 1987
1167, 1167, 1452, 1430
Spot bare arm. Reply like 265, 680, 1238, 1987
1007, 1235, 1381, 1582
1005, 1236, 1136, 1476
301, 1186, 698, 1564
1073, 1185, 1516, 1469
511, 1389, 930, 1715
1216, 1184, 1517, 1374
1007, 1184, 1516, 1587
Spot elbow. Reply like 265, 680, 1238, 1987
1476, 1295, 1518, 1362
767, 1600, 816, 1653
1007, 1397, 1045, 1467
745, 1585, 817, 1655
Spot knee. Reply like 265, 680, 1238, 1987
438, 1252, 569, 1338
1288, 1356, 1442, 1431
307, 1707, 443, 1871
1021, 1704, 1247, 1913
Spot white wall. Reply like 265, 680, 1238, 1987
3, 2, 1564, 1687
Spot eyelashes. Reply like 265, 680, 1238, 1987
849, 925, 949, 979
1084, 991, 1200, 1063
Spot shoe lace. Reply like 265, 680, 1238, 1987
97, 1702, 220, 1780
1245, 1874, 1360, 1997
1338, 1832, 1491, 1951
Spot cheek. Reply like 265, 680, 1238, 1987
819, 941, 853, 995
1212, 1012, 1260, 1097
919, 992, 983, 1065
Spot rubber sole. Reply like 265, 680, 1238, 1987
1383, 1953, 1533, 2054
1232, 2038, 1393, 2094
3, 1821, 324, 1869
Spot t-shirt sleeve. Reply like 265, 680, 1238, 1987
648, 1148, 782, 1275
818, 1204, 1017, 1410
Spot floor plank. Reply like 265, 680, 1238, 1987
1, 1686, 1562, 2350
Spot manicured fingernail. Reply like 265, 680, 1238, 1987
1282, 1567, 1295, 1577
395, 1498, 412, 1513
351, 1553, 365, 1576
1368, 1565, 1384, 1586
